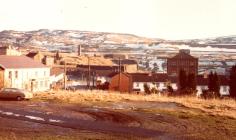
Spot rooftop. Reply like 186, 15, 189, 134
0, 55, 47, 69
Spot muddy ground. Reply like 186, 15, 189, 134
0, 99, 235, 140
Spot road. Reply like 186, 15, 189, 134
0, 100, 164, 139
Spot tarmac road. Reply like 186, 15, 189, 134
0, 100, 163, 139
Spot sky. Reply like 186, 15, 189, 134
0, 0, 236, 40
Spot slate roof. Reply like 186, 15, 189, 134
26, 52, 39, 58
170, 52, 197, 60
50, 67, 64, 76
196, 75, 229, 86
0, 55, 47, 69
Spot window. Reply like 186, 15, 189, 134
45, 81, 48, 87
223, 86, 227, 92
136, 83, 139, 87
44, 71, 47, 76
15, 71, 18, 79
40, 81, 44, 87
35, 71, 38, 77
9, 71, 12, 79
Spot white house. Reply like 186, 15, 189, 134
196, 75, 230, 96
0, 55, 50, 92
130, 73, 178, 93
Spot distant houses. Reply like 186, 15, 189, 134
107, 50, 230, 96
196, 75, 229, 96
0, 44, 232, 97
109, 73, 178, 93
112, 59, 138, 73
0, 45, 21, 56
76, 60, 138, 87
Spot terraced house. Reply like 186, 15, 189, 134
0, 55, 50, 92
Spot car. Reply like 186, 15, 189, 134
0, 88, 33, 101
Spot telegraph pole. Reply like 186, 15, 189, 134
118, 57, 121, 93
87, 56, 91, 89
64, 60, 67, 90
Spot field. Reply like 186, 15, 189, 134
35, 90, 236, 119
0, 90, 236, 140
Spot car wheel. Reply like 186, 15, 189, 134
16, 96, 22, 101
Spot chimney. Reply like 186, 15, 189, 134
78, 45, 82, 56
179, 49, 190, 54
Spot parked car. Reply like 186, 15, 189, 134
0, 88, 33, 101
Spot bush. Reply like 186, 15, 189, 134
144, 83, 151, 94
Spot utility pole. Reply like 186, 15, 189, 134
64, 60, 67, 90
87, 56, 91, 89
118, 57, 121, 93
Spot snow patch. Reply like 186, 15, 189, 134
13, 114, 20, 117
49, 119, 63, 123
1, 112, 14, 116
25, 115, 45, 121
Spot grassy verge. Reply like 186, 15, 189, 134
34, 90, 236, 119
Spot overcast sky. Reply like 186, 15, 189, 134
0, 0, 235, 39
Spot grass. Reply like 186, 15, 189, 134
34, 89, 236, 119
0, 131, 143, 140
2, 89, 235, 140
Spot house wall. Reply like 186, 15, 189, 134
109, 74, 132, 93
4, 68, 50, 92
133, 82, 178, 92
45, 57, 54, 66
0, 47, 21, 56
133, 82, 157, 92
124, 64, 138, 73
96, 76, 107, 83
33, 53, 44, 62
196, 85, 229, 96
50, 73, 64, 84
196, 86, 208, 96
167, 56, 198, 76
220, 86, 229, 95
171, 83, 178, 91
0, 69, 4, 89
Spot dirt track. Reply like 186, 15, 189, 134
0, 100, 235, 140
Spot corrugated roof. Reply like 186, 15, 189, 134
0, 55, 47, 69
